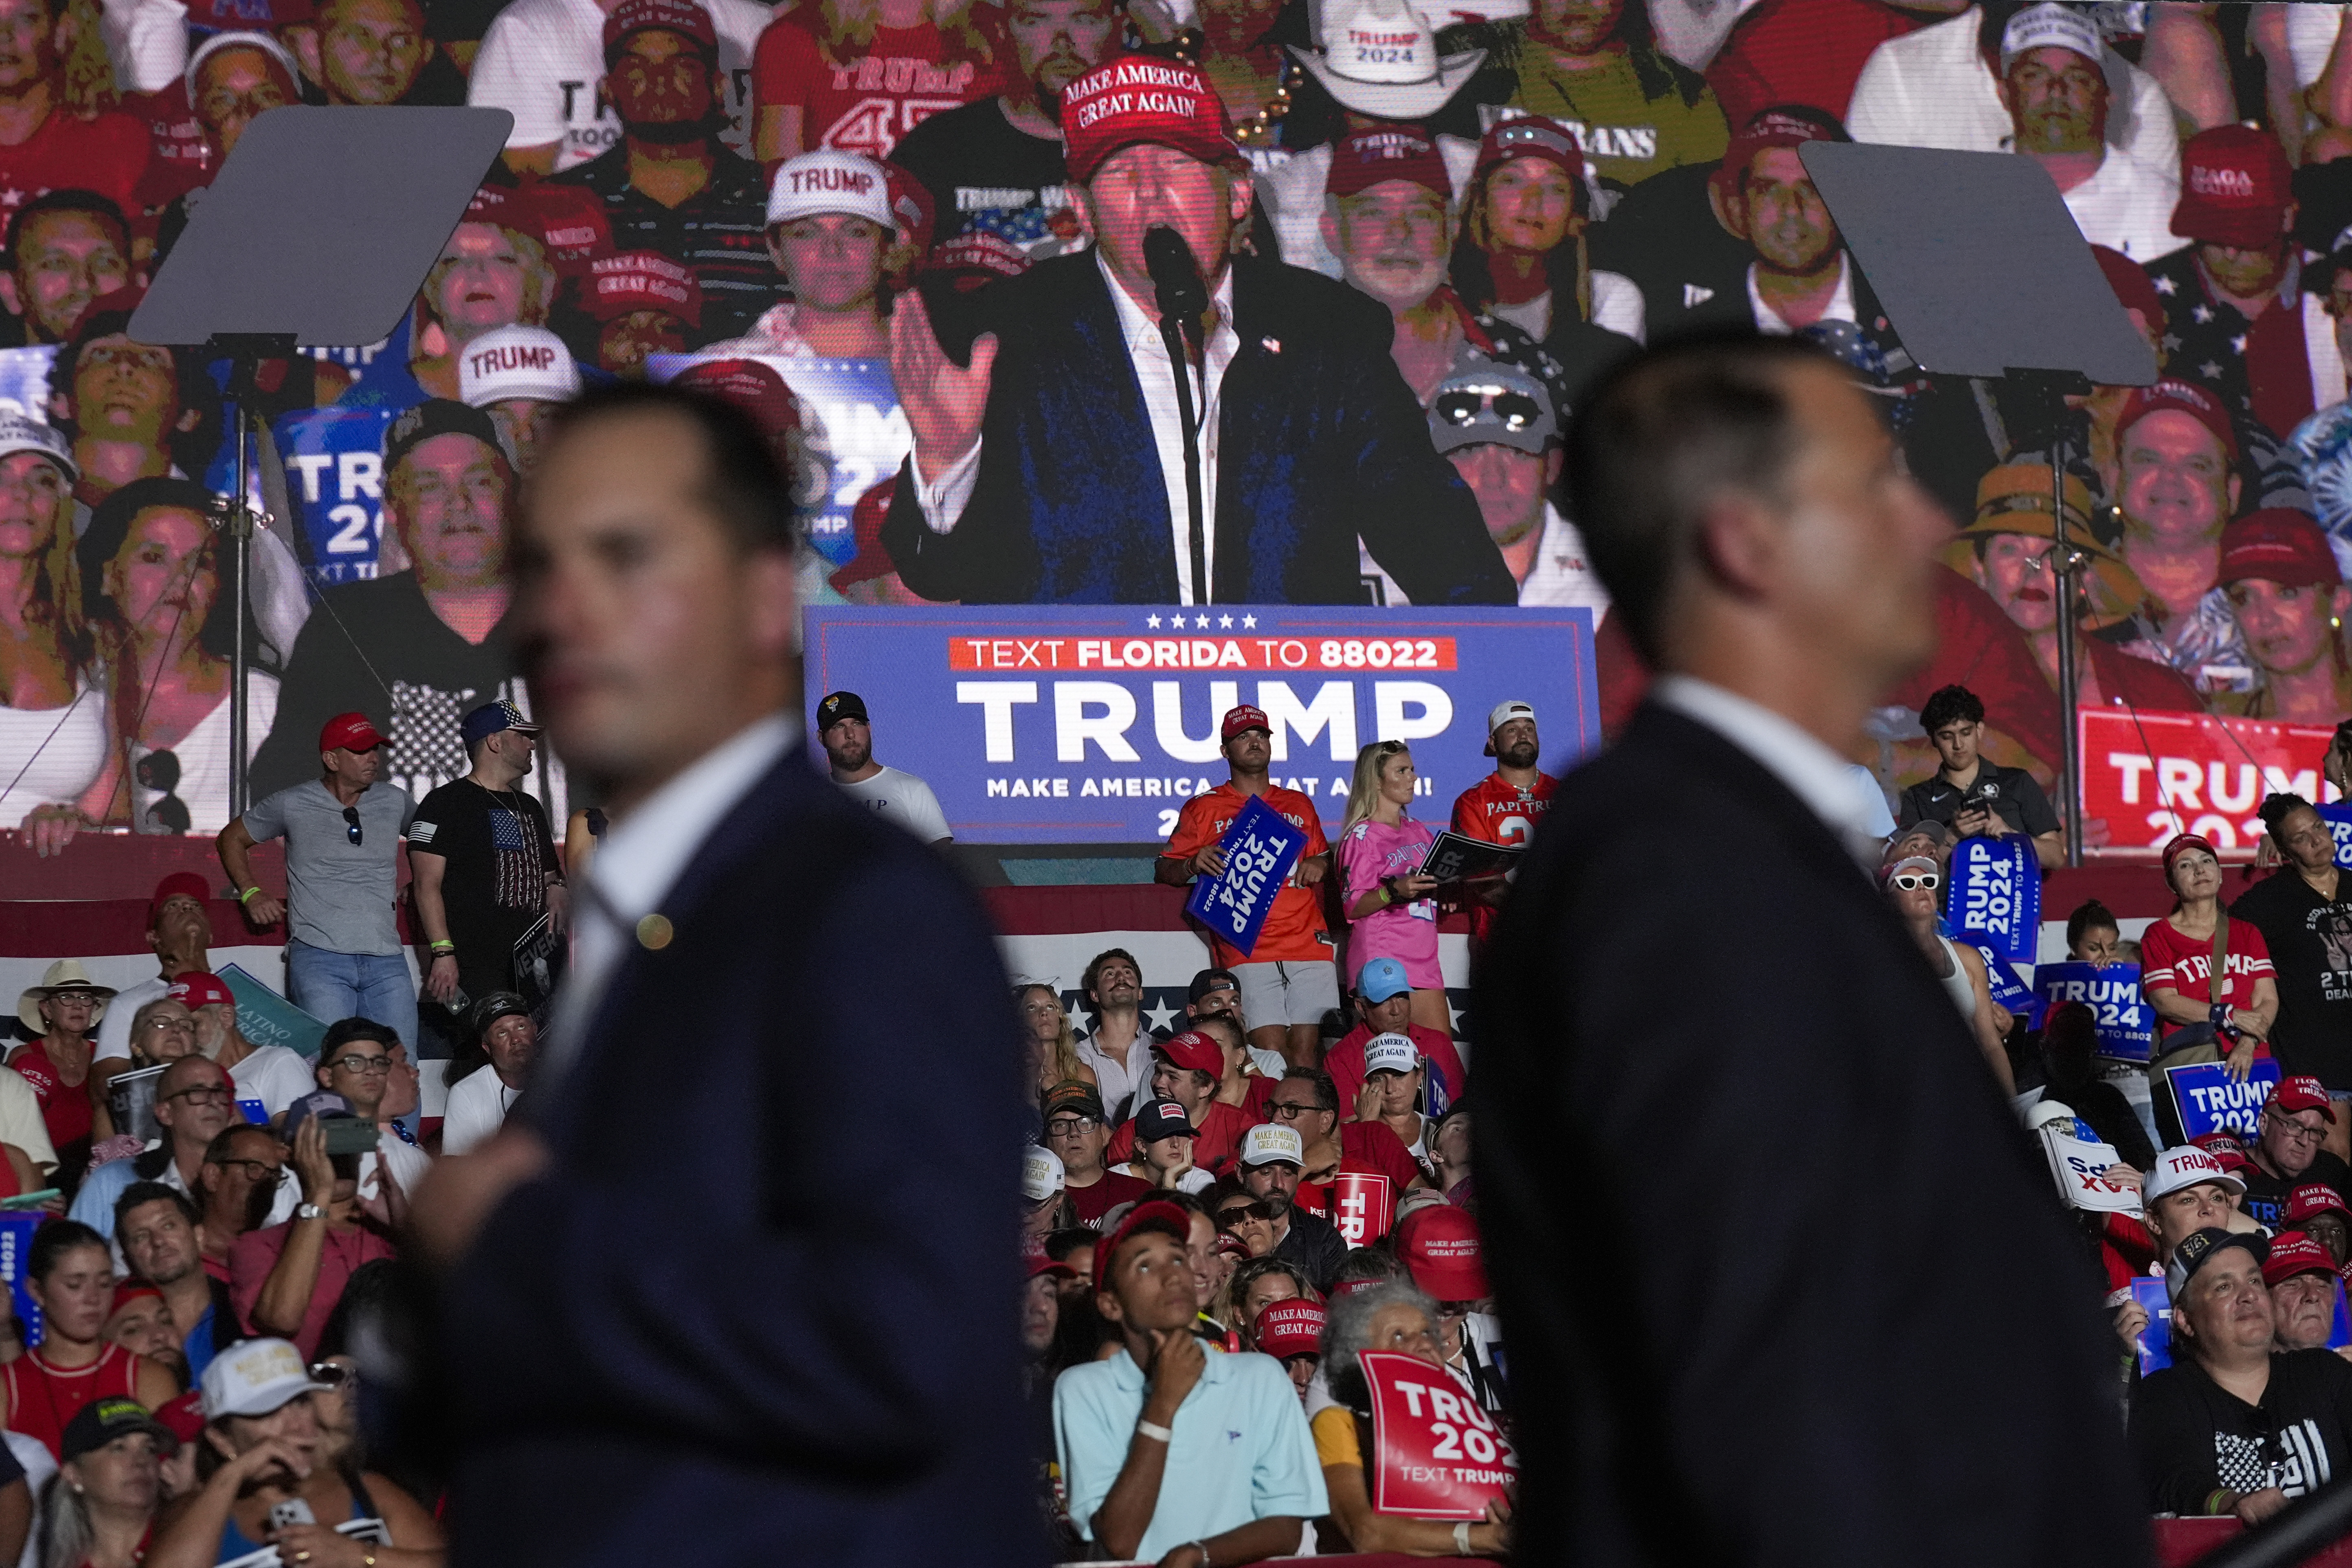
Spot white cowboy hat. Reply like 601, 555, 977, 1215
16, 959, 115, 1034
1289, 0, 1486, 121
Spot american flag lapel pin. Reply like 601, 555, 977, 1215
1261, 336, 1281, 354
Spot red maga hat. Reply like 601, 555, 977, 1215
1061, 55, 1240, 187
1221, 704, 1270, 741
603, 0, 716, 60
2274, 1075, 2339, 1122
147, 871, 211, 927
2288, 1184, 2352, 1225
2173, 125, 2293, 249
318, 712, 384, 754
1394, 1202, 1489, 1300
2117, 379, 2238, 462
2218, 508, 2340, 591
1253, 1298, 1326, 1358
1095, 1199, 1193, 1289
165, 971, 234, 1011
1156, 1030, 1224, 1077
2264, 1232, 2341, 1287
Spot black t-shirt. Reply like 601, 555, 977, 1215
890, 98, 1072, 252
2134, 1348, 2352, 1513
2240, 1149, 2352, 1231
406, 778, 560, 998
2231, 869, 2352, 1089
1896, 763, 2060, 839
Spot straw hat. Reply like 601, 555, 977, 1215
16, 959, 115, 1034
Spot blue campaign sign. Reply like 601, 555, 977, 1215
1955, 930, 2032, 1016
1184, 794, 1309, 958
2032, 961, 2156, 1061
801, 606, 1603, 844
2129, 1276, 2174, 1373
0, 345, 54, 422
2321, 804, 2352, 868
271, 406, 395, 586
2165, 1056, 2285, 1140
0, 1213, 44, 1344
1947, 835, 2040, 964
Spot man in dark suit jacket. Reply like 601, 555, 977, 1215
1474, 334, 2150, 1565
412, 382, 1039, 1567
882, 52, 1515, 608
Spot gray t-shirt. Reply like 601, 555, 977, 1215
243, 780, 415, 955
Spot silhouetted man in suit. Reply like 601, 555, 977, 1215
412, 383, 1037, 1566
1475, 334, 2148, 1566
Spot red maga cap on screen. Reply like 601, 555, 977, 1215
2090, 244, 2163, 325
2289, 1184, 2352, 1225
2219, 509, 2340, 591
2116, 379, 2238, 461
670, 357, 800, 437
1719, 103, 1848, 184
1395, 1203, 1489, 1299
1222, 704, 1270, 740
2174, 125, 2293, 248
1060, 55, 1240, 187
1253, 1298, 1326, 1357
2275, 1076, 2339, 1122
2264, 1232, 2340, 1287
1326, 128, 1452, 202
148, 872, 211, 926
165, 972, 234, 1011
603, 0, 716, 59
584, 250, 704, 327
1472, 117, 1583, 188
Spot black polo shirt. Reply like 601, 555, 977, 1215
1896, 763, 2060, 840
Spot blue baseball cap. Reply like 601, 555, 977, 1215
1358, 956, 1412, 1004
461, 699, 541, 750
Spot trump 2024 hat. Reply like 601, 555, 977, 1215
2145, 1145, 2245, 1201
1061, 55, 1242, 186
767, 151, 894, 228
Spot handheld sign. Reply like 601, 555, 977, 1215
2040, 1126, 2139, 1214
2165, 1057, 2284, 1140
108, 1062, 168, 1145
2032, 961, 2155, 1061
0, 1212, 45, 1343
2128, 1276, 2175, 1373
1953, 930, 2032, 1018
511, 914, 562, 1026
2319, 803, 2352, 868
1184, 795, 1309, 959
218, 964, 328, 1060
1329, 1171, 1395, 1246
1948, 835, 2040, 965
1417, 831, 1517, 886
1361, 1350, 1517, 1520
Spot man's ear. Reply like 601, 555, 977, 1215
0, 274, 20, 319
287, 22, 322, 85
1694, 490, 1783, 597
1708, 173, 1748, 243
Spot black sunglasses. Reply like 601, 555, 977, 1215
1432, 388, 1544, 433
343, 806, 362, 846
136, 749, 190, 834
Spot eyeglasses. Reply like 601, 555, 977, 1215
163, 1085, 231, 1105
45, 991, 101, 1008
2275, 1118, 2330, 1144
1267, 1101, 1321, 1120
207, 1157, 279, 1181
343, 806, 362, 846
138, 1017, 191, 1033
135, 749, 190, 835
1043, 1116, 1099, 1137
327, 1053, 393, 1074
1890, 872, 1940, 892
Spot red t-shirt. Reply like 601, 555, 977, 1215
9, 1043, 91, 1164
1325, 1021, 1466, 1120
1105, 1098, 1251, 1175
751, 16, 1001, 162
2, 1343, 142, 1461
229, 1218, 397, 1360
0, 107, 151, 214
1704, 0, 1923, 131
1294, 1122, 1422, 1242
1064, 1167, 1151, 1225
1166, 782, 1334, 967
2139, 917, 2276, 1017
1449, 770, 1557, 943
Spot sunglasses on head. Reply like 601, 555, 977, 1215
1432, 388, 1544, 433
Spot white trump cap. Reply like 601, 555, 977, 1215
1021, 1145, 1065, 1201
767, 150, 894, 228
2144, 1145, 2246, 1202
458, 325, 581, 408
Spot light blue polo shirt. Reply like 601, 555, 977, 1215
1054, 1344, 1327, 1559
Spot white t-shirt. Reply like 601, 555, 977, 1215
466, 0, 770, 170
361, 1134, 432, 1204
226, 1044, 316, 1122
0, 1069, 56, 1174
94, 973, 171, 1064
2060, 149, 2187, 264
440, 1065, 520, 1156
834, 764, 953, 843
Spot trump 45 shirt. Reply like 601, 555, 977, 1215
1167, 783, 1332, 969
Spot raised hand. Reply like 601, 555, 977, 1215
888, 286, 998, 480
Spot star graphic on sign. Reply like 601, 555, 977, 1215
2162, 333, 2182, 352
1219, 614, 1234, 628
1144, 1001, 1179, 1032
1242, 614, 1258, 628
1147, 614, 1162, 628
1446, 998, 1465, 1034
2200, 361, 2224, 380
2154, 274, 2177, 295
2230, 334, 2247, 355
1195, 614, 1210, 627
2191, 303, 2214, 324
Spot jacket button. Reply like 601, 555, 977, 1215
636, 914, 673, 950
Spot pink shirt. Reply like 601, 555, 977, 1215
1340, 815, 1441, 988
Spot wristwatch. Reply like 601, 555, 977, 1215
296, 1202, 325, 1221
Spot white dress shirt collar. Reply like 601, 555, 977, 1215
1746, 252, 1855, 336
1651, 675, 1880, 861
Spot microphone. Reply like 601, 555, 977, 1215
1144, 225, 1208, 349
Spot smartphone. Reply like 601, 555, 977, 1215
268, 1499, 315, 1532
321, 1119, 381, 1156
0, 1190, 57, 1210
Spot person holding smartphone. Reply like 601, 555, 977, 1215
228, 1100, 396, 1361
1896, 684, 2065, 870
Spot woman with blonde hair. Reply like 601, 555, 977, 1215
751, 0, 1002, 165
1015, 983, 1096, 1106
0, 426, 111, 852
405, 202, 560, 402
1338, 740, 1449, 1038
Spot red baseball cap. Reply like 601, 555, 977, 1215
924, 229, 1032, 288
165, 971, 235, 1011
1221, 704, 1269, 741
147, 872, 211, 927
603, 0, 716, 61
584, 250, 705, 328
670, 357, 801, 441
1718, 103, 1848, 187
1326, 127, 1452, 202
2288, 1183, 2352, 1225
108, 1278, 163, 1317
2189, 1131, 2260, 1175
532, 182, 614, 278
2218, 508, 2341, 591
884, 160, 936, 255
153, 1389, 206, 1446
2161, 832, 2220, 886
1394, 1203, 1489, 1300
828, 477, 902, 594
1156, 1030, 1223, 1077
1252, 1298, 1326, 1358
1023, 1239, 1075, 1280
1095, 1198, 1192, 1292
1471, 117, 1583, 189
2116, 378, 2238, 462
2173, 125, 2293, 249
318, 712, 384, 754
2263, 1231, 2341, 1287
2090, 243, 2163, 326
2275, 1075, 2339, 1122
1061, 55, 1241, 187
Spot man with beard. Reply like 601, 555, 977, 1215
0, 0, 149, 217
815, 690, 950, 843
114, 1184, 239, 1378
550, 0, 777, 342
0, 192, 132, 349
890, 0, 1117, 260
284, 0, 465, 105
411, 701, 568, 1023
1994, 3, 2181, 262
253, 402, 527, 799
1451, 701, 1557, 948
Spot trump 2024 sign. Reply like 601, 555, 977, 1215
801, 606, 1602, 843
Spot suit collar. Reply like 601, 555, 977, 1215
1623, 701, 1878, 880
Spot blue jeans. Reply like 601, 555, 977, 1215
285, 940, 419, 1054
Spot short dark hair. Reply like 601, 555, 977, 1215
2064, 898, 2118, 954
27, 1219, 106, 1284
1282, 1065, 1338, 1115
1041, 1227, 1097, 1265
48, 304, 224, 477
1563, 332, 1835, 665
203, 1123, 275, 1166
1081, 948, 1140, 1009
4, 189, 130, 272
115, 1181, 200, 1236
1920, 685, 1985, 734
544, 382, 799, 554
79, 477, 244, 660
2261, 791, 2320, 841
321, 1017, 400, 1055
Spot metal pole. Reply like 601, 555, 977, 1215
2050, 395, 2083, 869
228, 386, 251, 819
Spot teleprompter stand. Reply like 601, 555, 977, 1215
1800, 143, 2159, 867
131, 106, 512, 815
